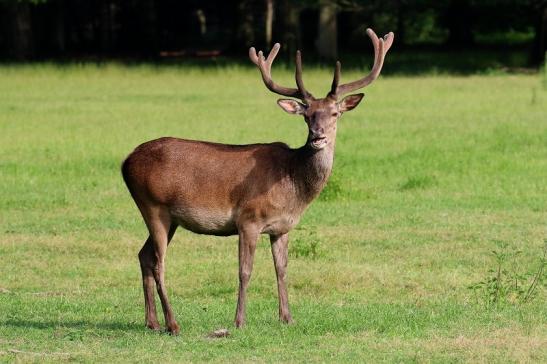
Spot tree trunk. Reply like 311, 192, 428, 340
235, 0, 255, 50
530, 5, 547, 66
265, 0, 274, 48
316, 0, 337, 60
53, 0, 65, 54
279, 0, 300, 60
395, 0, 406, 47
140, 0, 158, 56
100, 0, 112, 53
6, 0, 34, 59
444, 0, 474, 47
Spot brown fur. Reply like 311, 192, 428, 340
123, 138, 331, 237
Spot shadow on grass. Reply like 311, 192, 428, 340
3, 319, 144, 332
2, 301, 534, 338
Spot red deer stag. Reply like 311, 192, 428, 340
122, 28, 394, 335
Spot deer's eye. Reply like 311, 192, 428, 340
332, 113, 338, 117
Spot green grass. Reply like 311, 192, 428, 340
0, 63, 546, 362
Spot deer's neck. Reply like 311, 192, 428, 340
291, 141, 335, 203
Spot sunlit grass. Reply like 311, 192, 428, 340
0, 64, 546, 362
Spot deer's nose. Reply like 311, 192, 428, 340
310, 127, 325, 137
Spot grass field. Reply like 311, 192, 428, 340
0, 63, 546, 362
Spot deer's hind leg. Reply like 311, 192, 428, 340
139, 236, 161, 331
138, 205, 180, 334
138, 222, 178, 332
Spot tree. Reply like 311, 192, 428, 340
3, 0, 34, 59
265, 0, 274, 47
441, 0, 474, 47
278, 0, 301, 58
530, 2, 547, 65
316, 0, 337, 60
234, 0, 256, 50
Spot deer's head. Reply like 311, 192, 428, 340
250, 29, 394, 150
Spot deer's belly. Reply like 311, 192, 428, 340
169, 204, 302, 237
169, 206, 237, 236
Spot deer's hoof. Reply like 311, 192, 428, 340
234, 318, 245, 328
146, 321, 161, 331
280, 315, 294, 325
167, 322, 181, 336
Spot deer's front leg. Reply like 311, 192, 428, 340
270, 233, 293, 324
235, 226, 259, 328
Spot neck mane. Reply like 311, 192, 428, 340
291, 141, 335, 203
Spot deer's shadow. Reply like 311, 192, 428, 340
3, 319, 143, 332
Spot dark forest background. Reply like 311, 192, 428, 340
1, 0, 546, 67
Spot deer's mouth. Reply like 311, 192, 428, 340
310, 136, 327, 149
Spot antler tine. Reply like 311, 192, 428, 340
333, 28, 394, 98
383, 32, 394, 52
249, 43, 311, 101
249, 47, 260, 65
265, 43, 280, 68
329, 61, 341, 97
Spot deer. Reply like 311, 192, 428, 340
121, 28, 394, 335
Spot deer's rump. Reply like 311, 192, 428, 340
122, 137, 294, 236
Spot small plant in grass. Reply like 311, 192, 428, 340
290, 227, 323, 260
468, 240, 546, 307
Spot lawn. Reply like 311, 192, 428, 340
0, 63, 546, 362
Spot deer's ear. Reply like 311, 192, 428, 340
277, 99, 306, 115
339, 93, 364, 113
